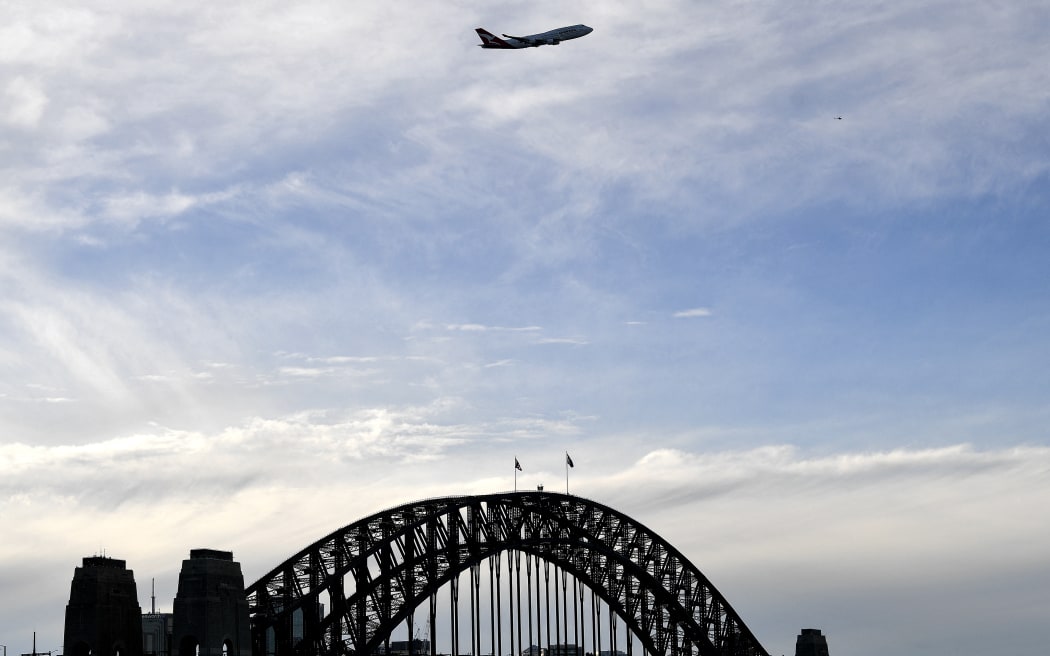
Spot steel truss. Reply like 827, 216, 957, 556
246, 492, 769, 656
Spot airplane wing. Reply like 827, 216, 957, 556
503, 34, 550, 46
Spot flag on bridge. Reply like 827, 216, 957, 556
515, 457, 522, 471
566, 452, 574, 468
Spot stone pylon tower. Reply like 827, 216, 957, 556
172, 549, 251, 656
64, 556, 144, 656
795, 628, 830, 656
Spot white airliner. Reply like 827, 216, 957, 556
475, 24, 593, 49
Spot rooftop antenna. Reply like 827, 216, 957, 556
24, 631, 52, 656
152, 578, 156, 614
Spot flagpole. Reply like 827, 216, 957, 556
515, 457, 518, 492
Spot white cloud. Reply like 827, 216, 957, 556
310, 355, 381, 364
0, 186, 82, 231
483, 359, 515, 368
4, 76, 48, 128
101, 190, 197, 225
445, 324, 544, 332
535, 337, 588, 345
276, 366, 330, 378
55, 104, 111, 141
673, 307, 712, 318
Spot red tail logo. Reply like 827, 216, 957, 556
476, 28, 514, 48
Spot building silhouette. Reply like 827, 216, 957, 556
142, 612, 174, 656
63, 556, 144, 656
172, 549, 251, 656
377, 639, 431, 655
794, 628, 829, 656
57, 542, 785, 656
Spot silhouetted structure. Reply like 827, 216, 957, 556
795, 629, 829, 656
58, 493, 773, 656
143, 613, 173, 656
378, 640, 430, 655
247, 492, 770, 656
64, 556, 144, 656
172, 549, 250, 656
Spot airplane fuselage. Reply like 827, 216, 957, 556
476, 24, 593, 49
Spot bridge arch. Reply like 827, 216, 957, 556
247, 492, 768, 656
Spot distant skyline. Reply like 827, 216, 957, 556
2, 1, 1049, 655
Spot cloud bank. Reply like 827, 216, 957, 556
2, 438, 1047, 656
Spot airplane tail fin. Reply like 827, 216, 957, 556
476, 28, 516, 48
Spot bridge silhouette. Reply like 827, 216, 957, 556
246, 492, 769, 656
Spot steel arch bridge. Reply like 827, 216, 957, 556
247, 492, 769, 656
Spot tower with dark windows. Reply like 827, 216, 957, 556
63, 556, 144, 656
795, 628, 830, 656
172, 549, 251, 656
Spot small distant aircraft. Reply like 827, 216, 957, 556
476, 24, 593, 49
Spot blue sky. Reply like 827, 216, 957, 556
2, 1, 1049, 655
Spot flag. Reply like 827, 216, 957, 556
515, 458, 522, 471
566, 453, 574, 468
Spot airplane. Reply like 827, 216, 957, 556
475, 24, 593, 49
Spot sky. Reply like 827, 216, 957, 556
1, 0, 1048, 654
